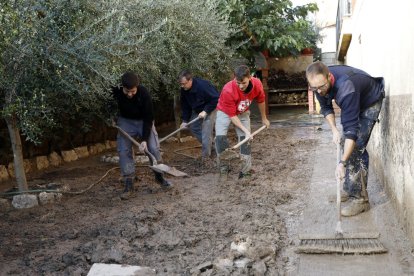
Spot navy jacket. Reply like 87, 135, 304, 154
315, 65, 384, 140
112, 85, 154, 141
180, 78, 219, 122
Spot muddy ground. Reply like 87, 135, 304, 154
0, 117, 319, 275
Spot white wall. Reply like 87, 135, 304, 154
291, 0, 338, 54
314, 0, 338, 52
345, 0, 414, 243
318, 25, 336, 53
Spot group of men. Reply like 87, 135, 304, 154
112, 65, 269, 200
111, 62, 385, 218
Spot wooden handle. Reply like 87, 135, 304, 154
231, 125, 267, 150
336, 143, 342, 225
114, 125, 141, 148
114, 125, 158, 165
159, 117, 201, 143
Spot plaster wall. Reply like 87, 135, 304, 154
314, 0, 337, 53
318, 26, 337, 53
344, 0, 414, 242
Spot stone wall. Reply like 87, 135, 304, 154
0, 95, 174, 181
0, 140, 117, 182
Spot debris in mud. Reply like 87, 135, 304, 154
192, 235, 276, 275
38, 192, 62, 205
88, 263, 156, 276
0, 198, 12, 212
12, 194, 38, 209
0, 126, 318, 275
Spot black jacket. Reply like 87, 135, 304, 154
112, 85, 154, 141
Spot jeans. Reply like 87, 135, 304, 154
215, 110, 252, 173
117, 117, 161, 177
343, 97, 384, 198
188, 110, 216, 158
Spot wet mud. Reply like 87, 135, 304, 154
0, 122, 318, 275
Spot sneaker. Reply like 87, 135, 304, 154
120, 177, 134, 200
328, 190, 349, 202
341, 198, 370, 217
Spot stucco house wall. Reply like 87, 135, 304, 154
344, 0, 414, 243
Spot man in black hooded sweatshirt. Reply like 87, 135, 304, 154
112, 72, 171, 199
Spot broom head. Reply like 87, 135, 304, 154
296, 232, 387, 254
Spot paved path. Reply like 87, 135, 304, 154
295, 118, 414, 275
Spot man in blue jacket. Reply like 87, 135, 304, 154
306, 61, 385, 216
178, 70, 219, 161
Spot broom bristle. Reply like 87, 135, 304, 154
296, 237, 387, 254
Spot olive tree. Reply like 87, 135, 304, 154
0, 0, 234, 191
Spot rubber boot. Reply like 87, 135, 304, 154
154, 171, 172, 189
215, 135, 230, 180
120, 177, 134, 200
238, 153, 252, 179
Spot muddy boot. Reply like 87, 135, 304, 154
328, 190, 349, 203
218, 165, 230, 181
120, 177, 134, 200
238, 171, 252, 179
237, 170, 253, 185
154, 171, 172, 189
341, 198, 370, 216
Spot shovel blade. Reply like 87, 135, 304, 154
220, 149, 240, 161
149, 164, 188, 177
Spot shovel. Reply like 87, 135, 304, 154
159, 117, 201, 143
113, 124, 188, 177
220, 125, 267, 160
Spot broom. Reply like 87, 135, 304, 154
296, 144, 387, 254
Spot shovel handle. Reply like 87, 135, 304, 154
159, 117, 201, 143
114, 124, 158, 166
231, 125, 267, 150
114, 125, 141, 148
144, 149, 157, 166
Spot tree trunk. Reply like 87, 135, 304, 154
5, 114, 28, 192
173, 93, 182, 141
